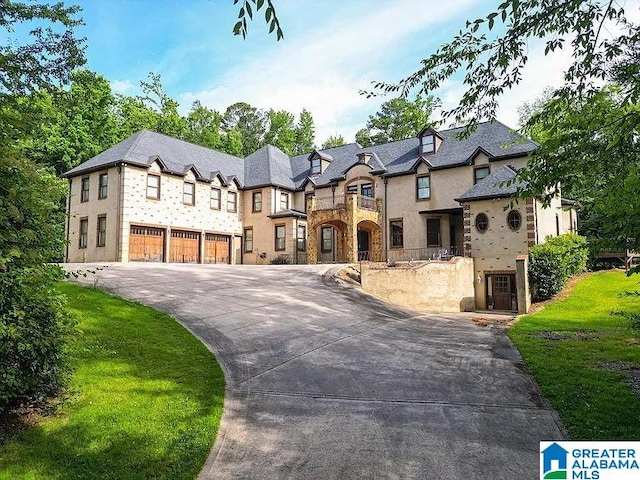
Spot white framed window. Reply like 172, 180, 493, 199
183, 182, 195, 205
227, 191, 237, 212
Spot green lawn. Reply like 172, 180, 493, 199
509, 271, 640, 440
0, 282, 225, 480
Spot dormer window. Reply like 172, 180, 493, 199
421, 134, 435, 154
311, 158, 321, 175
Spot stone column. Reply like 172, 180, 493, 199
308, 225, 318, 264
515, 255, 531, 314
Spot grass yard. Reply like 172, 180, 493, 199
0, 282, 225, 480
509, 271, 640, 440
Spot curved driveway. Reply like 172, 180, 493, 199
68, 263, 563, 479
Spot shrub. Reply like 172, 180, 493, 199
544, 233, 589, 276
0, 266, 75, 411
0, 151, 73, 413
528, 233, 589, 301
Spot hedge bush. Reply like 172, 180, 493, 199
0, 152, 73, 413
528, 233, 588, 301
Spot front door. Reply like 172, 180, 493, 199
489, 274, 517, 311
357, 230, 370, 260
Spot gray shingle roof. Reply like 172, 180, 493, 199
62, 121, 536, 192
243, 144, 295, 189
62, 130, 245, 185
454, 165, 526, 202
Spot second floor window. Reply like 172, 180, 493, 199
474, 166, 490, 184
280, 192, 289, 210
253, 192, 262, 212
416, 175, 430, 199
210, 188, 221, 210
227, 191, 237, 212
147, 174, 160, 199
183, 182, 195, 205
98, 173, 108, 199
275, 224, 286, 251
361, 183, 373, 197
390, 219, 403, 248
81, 177, 90, 202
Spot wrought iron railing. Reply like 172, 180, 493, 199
357, 250, 371, 261
386, 246, 466, 262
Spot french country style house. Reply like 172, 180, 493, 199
62, 121, 577, 311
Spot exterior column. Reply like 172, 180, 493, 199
515, 255, 531, 314
308, 225, 318, 264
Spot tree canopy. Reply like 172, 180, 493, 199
355, 94, 439, 146
321, 134, 346, 149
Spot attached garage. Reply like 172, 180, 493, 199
129, 226, 165, 262
204, 234, 230, 264
170, 230, 201, 263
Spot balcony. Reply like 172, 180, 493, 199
311, 194, 380, 212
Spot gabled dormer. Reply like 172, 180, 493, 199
417, 126, 443, 155
308, 150, 333, 176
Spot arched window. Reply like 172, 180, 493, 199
475, 213, 489, 233
507, 210, 522, 231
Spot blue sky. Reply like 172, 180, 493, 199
39, 0, 579, 143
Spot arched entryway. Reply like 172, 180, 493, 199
308, 219, 348, 264
356, 220, 383, 262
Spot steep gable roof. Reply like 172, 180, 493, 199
63, 121, 536, 193
454, 165, 526, 202
62, 130, 245, 184
243, 144, 295, 189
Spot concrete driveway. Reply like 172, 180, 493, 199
67, 263, 563, 479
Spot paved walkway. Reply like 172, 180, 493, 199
66, 263, 564, 479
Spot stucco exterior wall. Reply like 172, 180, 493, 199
66, 166, 120, 263
535, 196, 563, 243
466, 198, 529, 308
382, 157, 529, 253
360, 257, 475, 313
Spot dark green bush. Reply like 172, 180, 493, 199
0, 266, 74, 411
544, 233, 589, 277
528, 233, 589, 301
0, 151, 74, 413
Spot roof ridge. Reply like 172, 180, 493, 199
141, 128, 245, 161
122, 130, 148, 162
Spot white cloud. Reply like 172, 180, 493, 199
495, 40, 574, 128
179, 0, 480, 144
110, 79, 134, 94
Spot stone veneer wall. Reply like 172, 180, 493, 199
307, 195, 383, 263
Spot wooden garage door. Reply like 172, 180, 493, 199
170, 230, 200, 263
204, 234, 230, 264
129, 226, 165, 262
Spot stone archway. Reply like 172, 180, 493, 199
308, 219, 348, 264
356, 220, 383, 262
